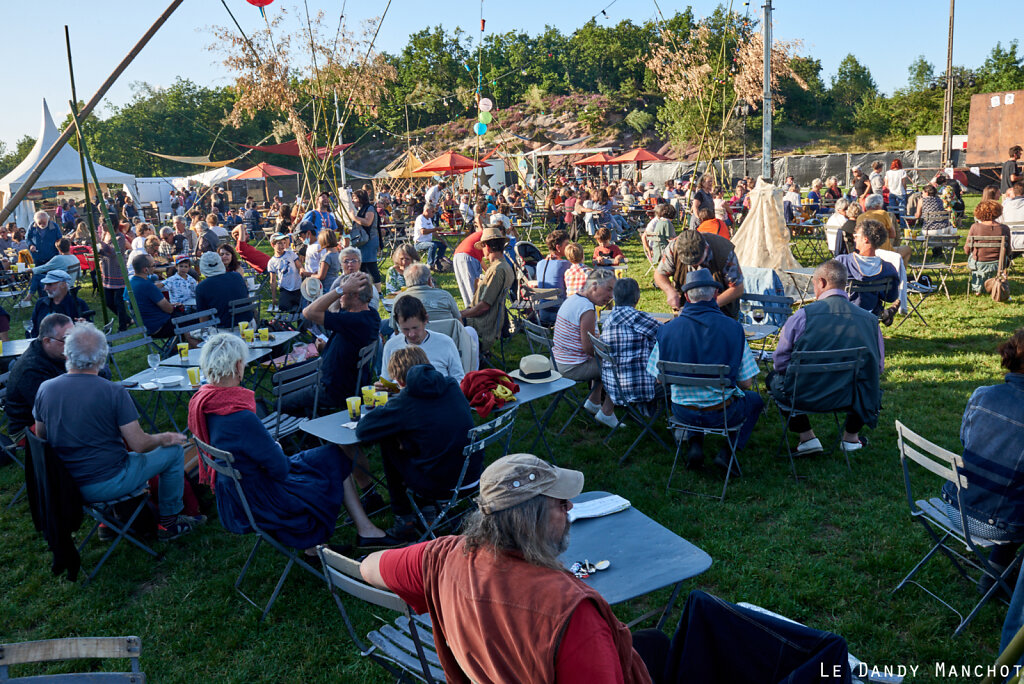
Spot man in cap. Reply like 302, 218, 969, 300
653, 229, 744, 319
29, 270, 91, 339
460, 226, 514, 354
195, 250, 251, 327
18, 238, 81, 308
646, 268, 763, 473
359, 453, 665, 682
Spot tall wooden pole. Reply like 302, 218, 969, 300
940, 0, 956, 170
0, 0, 184, 226
64, 26, 108, 324
761, 0, 773, 182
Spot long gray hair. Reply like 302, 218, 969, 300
461, 496, 568, 572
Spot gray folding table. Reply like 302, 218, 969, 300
561, 490, 712, 629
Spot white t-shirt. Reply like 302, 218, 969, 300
784, 191, 800, 205
380, 330, 464, 382
304, 242, 323, 274
825, 212, 848, 228
663, 188, 677, 200
413, 215, 435, 244
885, 169, 907, 195
1002, 196, 1024, 223
268, 249, 301, 291
425, 185, 442, 207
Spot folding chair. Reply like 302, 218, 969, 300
522, 319, 586, 434
908, 234, 958, 299
773, 348, 866, 478
261, 358, 320, 441
410, 407, 517, 542
893, 420, 1024, 637
166, 308, 219, 356
104, 327, 157, 381
846, 276, 897, 321
588, 333, 667, 465
227, 296, 258, 328
0, 635, 145, 682
194, 437, 325, 621
317, 547, 444, 683
738, 292, 793, 368
964, 235, 1008, 295
657, 361, 743, 502
0, 372, 27, 509
25, 432, 160, 585
895, 276, 936, 329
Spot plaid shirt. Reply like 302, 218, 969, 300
564, 263, 589, 297
600, 306, 660, 405
646, 338, 758, 408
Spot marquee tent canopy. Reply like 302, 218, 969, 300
0, 99, 137, 227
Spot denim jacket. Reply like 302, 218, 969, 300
943, 373, 1024, 536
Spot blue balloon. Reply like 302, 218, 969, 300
473, 122, 488, 136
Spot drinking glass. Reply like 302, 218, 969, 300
147, 353, 161, 371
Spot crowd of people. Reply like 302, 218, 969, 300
3, 147, 1024, 681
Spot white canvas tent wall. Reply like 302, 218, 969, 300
0, 99, 137, 228
172, 166, 243, 189
126, 177, 183, 216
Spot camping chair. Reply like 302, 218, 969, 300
105, 327, 157, 381
964, 235, 1008, 295
317, 547, 444, 684
522, 319, 586, 434
0, 635, 145, 682
25, 432, 160, 585
657, 361, 743, 502
773, 348, 867, 479
227, 296, 258, 328
194, 437, 325, 621
409, 408, 518, 542
893, 420, 1024, 637
588, 333, 667, 465
355, 339, 379, 397
261, 358, 321, 442
908, 234, 958, 299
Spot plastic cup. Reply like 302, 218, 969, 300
0, 340, 3, 356
346, 396, 361, 420
187, 367, 201, 386
238, 321, 249, 334
361, 385, 375, 405
258, 327, 270, 342
177, 342, 189, 360
243, 328, 255, 343
374, 390, 389, 407
903, 229, 912, 239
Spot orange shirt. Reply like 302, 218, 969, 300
698, 218, 731, 240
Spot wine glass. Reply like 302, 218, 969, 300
752, 307, 765, 325
147, 353, 161, 371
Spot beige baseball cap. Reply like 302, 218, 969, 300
477, 454, 583, 515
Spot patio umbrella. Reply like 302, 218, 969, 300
608, 148, 672, 182
573, 152, 616, 166
233, 162, 300, 201
411, 152, 484, 177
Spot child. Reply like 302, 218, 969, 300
164, 255, 198, 306
267, 232, 303, 312
642, 203, 676, 265
563, 243, 590, 297
592, 227, 625, 266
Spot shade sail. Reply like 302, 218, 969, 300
144, 151, 242, 167
235, 139, 354, 159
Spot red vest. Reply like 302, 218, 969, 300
421, 535, 651, 683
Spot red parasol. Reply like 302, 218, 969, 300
233, 162, 299, 179
573, 152, 617, 166
607, 148, 672, 164
411, 152, 485, 176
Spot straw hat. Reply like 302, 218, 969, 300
508, 354, 562, 384
300, 276, 323, 301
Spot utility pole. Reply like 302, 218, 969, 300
761, 0, 773, 182
940, 0, 956, 170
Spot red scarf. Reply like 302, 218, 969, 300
187, 385, 256, 488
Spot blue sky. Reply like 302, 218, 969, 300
1, 0, 1019, 148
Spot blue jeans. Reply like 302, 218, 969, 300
889, 193, 907, 228
671, 391, 764, 451
78, 445, 185, 516
415, 240, 447, 265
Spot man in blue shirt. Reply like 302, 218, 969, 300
129, 254, 179, 338
27, 211, 62, 265
302, 191, 339, 234
242, 201, 261, 237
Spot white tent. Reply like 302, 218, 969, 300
172, 166, 243, 189
0, 99, 137, 228
125, 177, 183, 217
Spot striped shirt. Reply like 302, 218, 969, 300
552, 294, 595, 367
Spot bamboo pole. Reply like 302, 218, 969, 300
64, 26, 108, 325
0, 0, 185, 226
68, 102, 144, 330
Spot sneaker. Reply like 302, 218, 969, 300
356, 532, 408, 550
594, 410, 619, 429
795, 438, 823, 455
583, 398, 601, 415
14, 299, 32, 309
840, 436, 869, 453
158, 514, 207, 541
879, 306, 896, 327
97, 523, 116, 542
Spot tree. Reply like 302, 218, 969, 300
976, 40, 1024, 92
0, 135, 37, 179
906, 56, 935, 91
829, 55, 877, 131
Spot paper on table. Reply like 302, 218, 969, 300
567, 494, 631, 523
342, 421, 359, 429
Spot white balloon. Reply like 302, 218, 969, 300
478, 97, 493, 112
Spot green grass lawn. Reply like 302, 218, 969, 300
1, 209, 1018, 681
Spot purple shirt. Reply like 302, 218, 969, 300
773, 289, 885, 374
